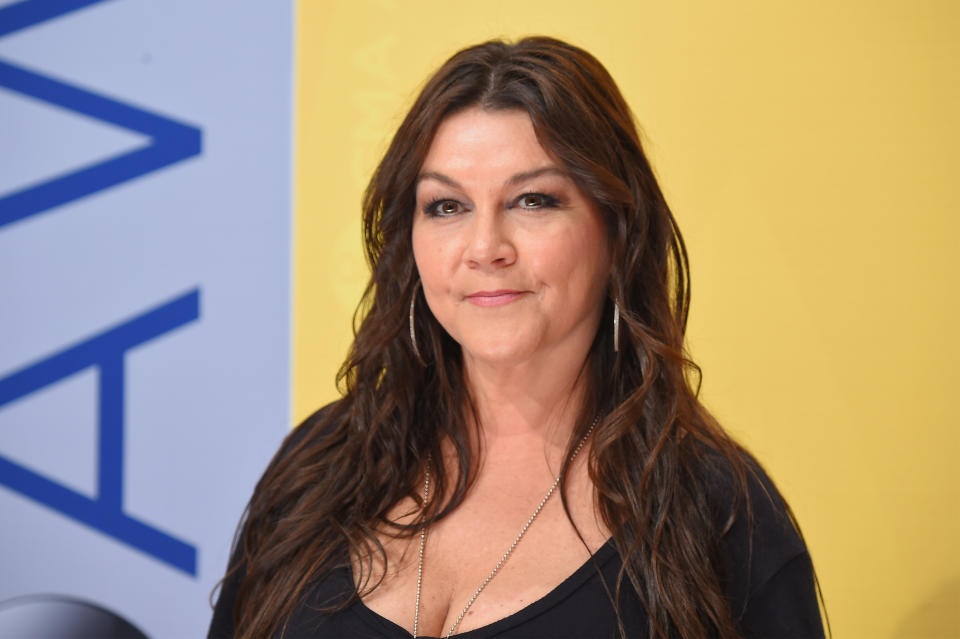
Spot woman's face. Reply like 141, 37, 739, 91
412, 107, 611, 369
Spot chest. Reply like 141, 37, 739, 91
285, 540, 648, 639
357, 465, 610, 637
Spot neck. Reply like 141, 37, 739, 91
461, 349, 591, 455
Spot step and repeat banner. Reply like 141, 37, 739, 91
0, 1, 292, 636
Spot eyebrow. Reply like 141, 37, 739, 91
416, 166, 570, 189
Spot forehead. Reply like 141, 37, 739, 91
419, 107, 556, 180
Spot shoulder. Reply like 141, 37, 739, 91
707, 454, 806, 592
207, 400, 347, 638
270, 400, 346, 467
245, 400, 351, 501
701, 450, 824, 637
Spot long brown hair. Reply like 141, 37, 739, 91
232, 36, 773, 638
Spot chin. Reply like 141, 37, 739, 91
459, 337, 540, 367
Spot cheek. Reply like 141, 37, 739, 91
412, 227, 463, 341
412, 223, 434, 278
533, 226, 609, 290
412, 225, 455, 295
575, 216, 612, 287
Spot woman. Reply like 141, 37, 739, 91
210, 37, 825, 639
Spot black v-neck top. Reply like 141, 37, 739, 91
208, 409, 825, 638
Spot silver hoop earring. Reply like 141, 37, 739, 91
613, 302, 621, 353
409, 281, 426, 366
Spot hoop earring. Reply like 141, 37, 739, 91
409, 281, 426, 366
613, 301, 621, 353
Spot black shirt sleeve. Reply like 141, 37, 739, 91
740, 551, 823, 639
718, 462, 825, 639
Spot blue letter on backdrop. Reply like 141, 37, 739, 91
0, 0, 202, 229
0, 291, 201, 575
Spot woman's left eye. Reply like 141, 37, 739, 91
515, 193, 557, 209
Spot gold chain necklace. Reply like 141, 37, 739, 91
412, 417, 598, 638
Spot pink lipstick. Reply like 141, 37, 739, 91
465, 290, 527, 307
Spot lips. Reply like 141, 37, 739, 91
465, 289, 528, 307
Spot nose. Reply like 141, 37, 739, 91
462, 205, 517, 270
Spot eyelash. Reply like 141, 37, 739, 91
422, 192, 561, 217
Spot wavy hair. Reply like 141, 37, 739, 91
231, 36, 770, 639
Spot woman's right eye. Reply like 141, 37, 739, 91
424, 199, 463, 217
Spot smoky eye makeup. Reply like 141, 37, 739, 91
420, 191, 563, 217
415, 173, 574, 217
511, 192, 563, 209
421, 197, 467, 217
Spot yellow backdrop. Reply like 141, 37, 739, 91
294, 1, 959, 636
